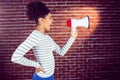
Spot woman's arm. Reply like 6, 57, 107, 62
11, 33, 40, 68
54, 30, 78, 56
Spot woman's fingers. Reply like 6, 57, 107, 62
35, 66, 46, 73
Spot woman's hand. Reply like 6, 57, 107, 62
35, 66, 46, 73
71, 30, 78, 39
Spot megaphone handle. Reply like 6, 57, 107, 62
72, 27, 76, 34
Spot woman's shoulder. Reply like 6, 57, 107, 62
29, 30, 48, 40
30, 30, 40, 36
27, 30, 41, 40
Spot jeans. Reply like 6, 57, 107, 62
32, 74, 54, 80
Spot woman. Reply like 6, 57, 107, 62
11, 2, 78, 80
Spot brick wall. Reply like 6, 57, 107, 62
0, 0, 120, 80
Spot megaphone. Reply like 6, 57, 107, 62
66, 15, 90, 33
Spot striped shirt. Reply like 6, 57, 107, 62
11, 30, 75, 78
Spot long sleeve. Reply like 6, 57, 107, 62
54, 37, 75, 56
11, 32, 40, 68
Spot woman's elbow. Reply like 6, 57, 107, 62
59, 53, 65, 56
11, 53, 19, 63
58, 51, 66, 56
11, 55, 15, 63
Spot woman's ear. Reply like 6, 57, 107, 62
38, 17, 44, 25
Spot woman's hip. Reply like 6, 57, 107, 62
32, 73, 54, 80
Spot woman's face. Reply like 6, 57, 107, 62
41, 13, 53, 31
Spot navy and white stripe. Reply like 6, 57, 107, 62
11, 30, 75, 78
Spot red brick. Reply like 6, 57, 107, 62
0, 0, 120, 80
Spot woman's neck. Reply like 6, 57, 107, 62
36, 25, 45, 35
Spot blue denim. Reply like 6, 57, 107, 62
32, 74, 54, 80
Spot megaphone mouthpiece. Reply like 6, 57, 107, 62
66, 19, 72, 28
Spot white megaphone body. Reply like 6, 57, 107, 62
67, 15, 90, 33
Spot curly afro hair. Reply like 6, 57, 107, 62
26, 2, 50, 24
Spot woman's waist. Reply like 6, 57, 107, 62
37, 59, 55, 72
36, 67, 54, 78
41, 61, 55, 71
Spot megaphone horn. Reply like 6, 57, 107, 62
67, 15, 90, 33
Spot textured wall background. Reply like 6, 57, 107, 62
0, 0, 120, 80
